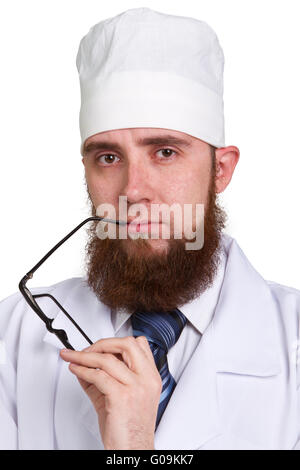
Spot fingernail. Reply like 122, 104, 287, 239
60, 349, 71, 354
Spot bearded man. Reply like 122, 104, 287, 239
0, 8, 300, 451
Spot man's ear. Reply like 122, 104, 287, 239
214, 146, 240, 194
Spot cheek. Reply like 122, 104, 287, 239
161, 170, 210, 233
164, 170, 209, 206
85, 171, 118, 208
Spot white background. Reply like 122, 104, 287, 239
0, 0, 299, 299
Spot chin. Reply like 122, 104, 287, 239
122, 236, 170, 255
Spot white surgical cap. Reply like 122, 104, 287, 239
76, 7, 225, 155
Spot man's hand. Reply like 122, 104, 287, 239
60, 336, 162, 450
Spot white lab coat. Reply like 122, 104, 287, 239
1, 233, 300, 450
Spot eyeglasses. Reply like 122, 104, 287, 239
19, 216, 126, 350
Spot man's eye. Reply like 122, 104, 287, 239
96, 149, 176, 165
96, 154, 120, 165
156, 148, 176, 159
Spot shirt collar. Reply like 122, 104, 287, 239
110, 233, 228, 335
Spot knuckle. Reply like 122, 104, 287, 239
95, 368, 107, 379
91, 339, 102, 347
94, 368, 109, 385
153, 375, 163, 393
125, 336, 137, 347
84, 340, 100, 353
103, 352, 117, 362
136, 335, 147, 342
139, 336, 150, 347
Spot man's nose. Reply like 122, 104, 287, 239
121, 159, 153, 204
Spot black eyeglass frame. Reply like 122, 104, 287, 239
18, 216, 126, 350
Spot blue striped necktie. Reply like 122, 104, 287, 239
131, 308, 187, 430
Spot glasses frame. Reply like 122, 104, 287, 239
18, 216, 126, 350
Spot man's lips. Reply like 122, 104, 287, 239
123, 216, 163, 224
127, 222, 161, 233
126, 220, 160, 225
121, 219, 163, 234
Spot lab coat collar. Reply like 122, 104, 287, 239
42, 233, 282, 449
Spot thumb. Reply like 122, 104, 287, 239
135, 335, 154, 362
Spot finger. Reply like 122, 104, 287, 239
77, 377, 92, 392
76, 378, 105, 406
83, 344, 123, 363
135, 336, 156, 364
134, 337, 162, 389
76, 376, 98, 397
60, 349, 135, 385
68, 363, 122, 396
80, 337, 152, 374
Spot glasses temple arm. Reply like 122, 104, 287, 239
34, 293, 93, 345
23, 216, 125, 279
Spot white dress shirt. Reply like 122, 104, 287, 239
110, 235, 228, 383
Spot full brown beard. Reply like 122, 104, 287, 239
84, 171, 227, 314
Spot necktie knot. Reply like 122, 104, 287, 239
131, 308, 187, 353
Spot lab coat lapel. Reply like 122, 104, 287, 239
154, 237, 282, 450
212, 237, 282, 376
42, 278, 115, 449
17, 280, 89, 449
17, 321, 61, 450
154, 318, 221, 449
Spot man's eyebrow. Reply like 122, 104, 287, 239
83, 134, 193, 155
